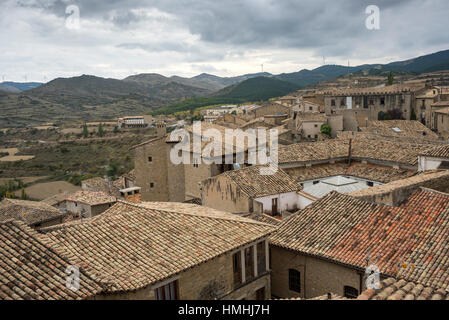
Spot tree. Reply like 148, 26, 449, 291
320, 124, 332, 137
387, 72, 394, 86
82, 123, 88, 138
231, 110, 237, 115
113, 126, 119, 133
97, 123, 104, 137
20, 188, 28, 200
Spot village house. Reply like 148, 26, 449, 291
201, 166, 302, 216
0, 220, 102, 300
132, 122, 267, 202
66, 191, 117, 218
429, 101, 449, 132
323, 84, 425, 131
434, 106, 449, 139
117, 115, 153, 128
81, 176, 121, 197
40, 191, 73, 211
0, 198, 65, 229
270, 186, 449, 299
44, 201, 275, 300
418, 145, 449, 172
250, 103, 291, 119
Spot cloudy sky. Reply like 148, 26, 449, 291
1, 0, 449, 82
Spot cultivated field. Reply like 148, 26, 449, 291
0, 147, 35, 162
14, 181, 81, 200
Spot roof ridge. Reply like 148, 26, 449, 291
116, 200, 277, 227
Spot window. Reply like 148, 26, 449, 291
288, 269, 301, 293
148, 156, 152, 163
313, 181, 319, 185
369, 99, 374, 106
150, 182, 154, 188
340, 100, 345, 107
154, 280, 179, 300
233, 252, 242, 286
245, 247, 254, 281
314, 134, 318, 139
257, 241, 266, 274
380, 97, 385, 105
331, 99, 336, 107
314, 124, 318, 128
344, 286, 358, 299
367, 181, 374, 187
309, 106, 313, 111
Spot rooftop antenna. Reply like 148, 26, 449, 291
261, 64, 264, 73
323, 56, 326, 66
1, 75, 4, 82
23, 75, 27, 82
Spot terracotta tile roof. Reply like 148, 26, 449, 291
66, 191, 116, 206
431, 101, 449, 107
41, 191, 72, 207
219, 166, 301, 198
285, 162, 415, 184
420, 145, 449, 158
434, 107, 449, 115
46, 201, 275, 293
243, 213, 282, 226
279, 138, 438, 167
358, 278, 449, 300
0, 198, 64, 226
348, 170, 449, 197
81, 177, 120, 196
271, 188, 449, 290
0, 220, 101, 300
361, 120, 439, 140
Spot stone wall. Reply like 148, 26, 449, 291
201, 174, 251, 213
271, 246, 363, 299
93, 243, 271, 300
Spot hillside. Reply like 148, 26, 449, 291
0, 82, 42, 92
152, 76, 299, 115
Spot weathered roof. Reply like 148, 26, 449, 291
41, 191, 72, 207
219, 166, 300, 198
66, 191, 116, 206
361, 120, 439, 140
358, 278, 449, 300
46, 201, 275, 293
285, 162, 415, 184
296, 113, 327, 122
302, 176, 371, 198
420, 145, 449, 158
0, 198, 64, 226
271, 188, 449, 289
81, 177, 120, 196
434, 107, 449, 115
0, 220, 101, 300
279, 137, 438, 167
243, 213, 282, 226
348, 170, 449, 197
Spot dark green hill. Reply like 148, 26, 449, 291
153, 76, 299, 115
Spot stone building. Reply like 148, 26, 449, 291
66, 191, 116, 218
250, 103, 291, 119
201, 166, 302, 216
418, 145, 449, 171
270, 187, 449, 299
132, 122, 265, 202
323, 85, 425, 131
434, 106, 449, 139
0, 198, 65, 229
45, 201, 275, 300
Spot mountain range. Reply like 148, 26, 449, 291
1, 49, 449, 126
